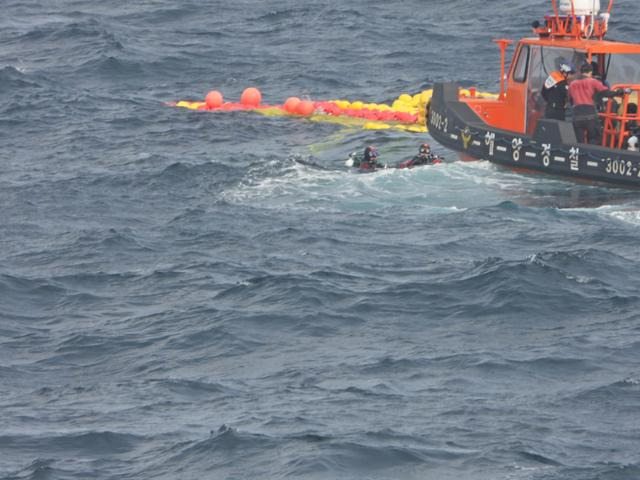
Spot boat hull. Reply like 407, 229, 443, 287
428, 83, 640, 187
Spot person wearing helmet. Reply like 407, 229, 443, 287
345, 145, 384, 170
541, 62, 575, 120
413, 143, 437, 166
360, 145, 381, 170
397, 143, 443, 168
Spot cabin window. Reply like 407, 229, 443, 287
539, 47, 585, 79
606, 54, 640, 86
513, 45, 530, 83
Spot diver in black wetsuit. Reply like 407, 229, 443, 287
413, 143, 441, 166
397, 143, 442, 168
359, 145, 382, 170
346, 145, 384, 170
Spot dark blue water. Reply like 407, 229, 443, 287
2, 1, 640, 479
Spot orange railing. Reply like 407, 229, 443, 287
600, 84, 640, 149
538, 0, 613, 40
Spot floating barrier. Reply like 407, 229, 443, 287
170, 87, 497, 132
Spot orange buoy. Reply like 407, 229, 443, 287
284, 96, 301, 113
240, 87, 262, 107
295, 100, 315, 116
205, 90, 223, 109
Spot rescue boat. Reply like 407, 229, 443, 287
427, 0, 640, 187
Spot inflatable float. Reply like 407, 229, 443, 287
170, 87, 497, 133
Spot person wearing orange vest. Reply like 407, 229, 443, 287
541, 63, 574, 120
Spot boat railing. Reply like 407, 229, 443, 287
537, 0, 613, 40
538, 14, 608, 40
600, 84, 640, 149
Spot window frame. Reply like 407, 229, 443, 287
513, 44, 530, 83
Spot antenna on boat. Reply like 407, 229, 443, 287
585, 0, 596, 37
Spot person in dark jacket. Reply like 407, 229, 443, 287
359, 145, 382, 170
346, 145, 385, 170
541, 63, 574, 120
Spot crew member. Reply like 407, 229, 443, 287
568, 63, 619, 144
541, 63, 574, 120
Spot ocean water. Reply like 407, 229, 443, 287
2, 1, 640, 479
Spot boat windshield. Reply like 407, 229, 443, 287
525, 46, 585, 134
534, 48, 640, 85
539, 47, 587, 79
605, 54, 640, 86
524, 47, 640, 134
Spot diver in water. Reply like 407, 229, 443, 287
347, 145, 384, 170
397, 143, 443, 168
360, 145, 382, 170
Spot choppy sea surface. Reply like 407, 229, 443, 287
2, 1, 640, 479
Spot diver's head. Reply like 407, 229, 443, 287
364, 145, 378, 161
419, 143, 431, 154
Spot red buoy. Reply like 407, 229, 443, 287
240, 87, 262, 107
284, 96, 301, 113
205, 90, 223, 109
296, 100, 315, 116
